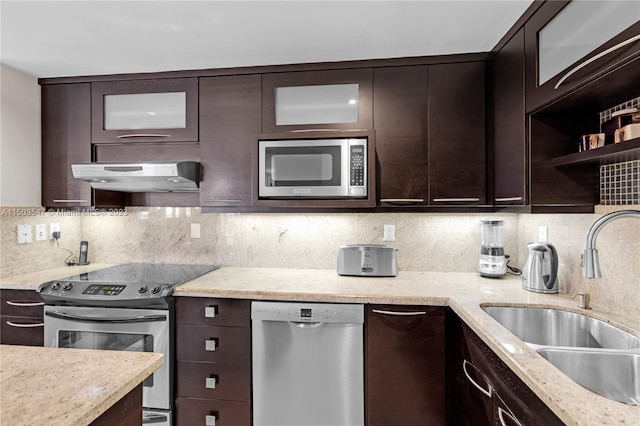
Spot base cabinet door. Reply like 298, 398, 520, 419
447, 310, 564, 426
366, 305, 446, 426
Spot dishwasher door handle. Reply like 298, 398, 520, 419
289, 321, 324, 328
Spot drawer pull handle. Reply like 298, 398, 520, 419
372, 309, 427, 316
554, 34, 640, 89
6, 321, 45, 328
495, 197, 523, 202
204, 306, 218, 318
498, 406, 522, 426
205, 413, 217, 426
462, 359, 492, 398
53, 200, 88, 203
6, 301, 45, 307
203, 199, 243, 204
116, 133, 171, 139
205, 338, 218, 352
205, 376, 218, 389
379, 198, 424, 205
433, 197, 480, 202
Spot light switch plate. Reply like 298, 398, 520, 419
383, 224, 396, 241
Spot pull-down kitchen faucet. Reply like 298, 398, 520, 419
582, 210, 640, 278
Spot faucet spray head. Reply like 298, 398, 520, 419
582, 248, 601, 279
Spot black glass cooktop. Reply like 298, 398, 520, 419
62, 263, 219, 286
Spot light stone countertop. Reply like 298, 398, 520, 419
0, 345, 163, 426
2, 265, 639, 425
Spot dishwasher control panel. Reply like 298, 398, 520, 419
252, 301, 364, 324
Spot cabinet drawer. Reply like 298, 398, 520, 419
176, 297, 250, 327
0, 316, 44, 346
175, 397, 251, 426
176, 324, 251, 364
0, 290, 44, 317
176, 360, 251, 400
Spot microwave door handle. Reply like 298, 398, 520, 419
45, 310, 167, 323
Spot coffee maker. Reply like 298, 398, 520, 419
478, 220, 507, 278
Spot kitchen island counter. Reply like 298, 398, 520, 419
0, 345, 162, 426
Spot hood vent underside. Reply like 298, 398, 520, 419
71, 161, 200, 192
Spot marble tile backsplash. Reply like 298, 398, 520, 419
1, 206, 638, 318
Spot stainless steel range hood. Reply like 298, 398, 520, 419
71, 161, 200, 192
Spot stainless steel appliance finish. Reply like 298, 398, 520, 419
38, 263, 219, 425
337, 244, 397, 277
522, 242, 558, 293
258, 138, 367, 199
71, 161, 200, 192
478, 219, 507, 278
252, 301, 364, 426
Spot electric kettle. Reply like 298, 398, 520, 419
522, 242, 558, 293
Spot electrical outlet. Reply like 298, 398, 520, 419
190, 223, 201, 239
18, 225, 32, 244
383, 224, 396, 241
50, 223, 60, 239
35, 224, 47, 241
539, 226, 548, 243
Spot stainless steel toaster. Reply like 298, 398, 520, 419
337, 244, 398, 277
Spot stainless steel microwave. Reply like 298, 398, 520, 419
258, 138, 368, 199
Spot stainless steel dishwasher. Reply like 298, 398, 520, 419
252, 301, 364, 426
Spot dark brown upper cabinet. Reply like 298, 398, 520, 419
428, 61, 487, 206
492, 29, 527, 207
262, 68, 373, 133
525, 1, 640, 114
91, 78, 199, 144
199, 74, 262, 209
41, 83, 92, 209
373, 66, 429, 207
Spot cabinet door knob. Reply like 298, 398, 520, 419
205, 338, 218, 352
205, 376, 218, 389
204, 306, 218, 318
205, 413, 217, 426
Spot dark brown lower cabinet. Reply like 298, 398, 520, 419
175, 297, 251, 426
90, 383, 142, 426
366, 305, 446, 425
447, 309, 564, 426
0, 289, 44, 346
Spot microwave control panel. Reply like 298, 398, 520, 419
350, 145, 365, 186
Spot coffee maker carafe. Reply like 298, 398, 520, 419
478, 220, 507, 278
522, 242, 558, 293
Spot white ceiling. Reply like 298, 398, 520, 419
1, 0, 534, 79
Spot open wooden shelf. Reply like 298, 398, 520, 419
551, 137, 640, 167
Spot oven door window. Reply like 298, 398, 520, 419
58, 331, 154, 386
265, 146, 341, 187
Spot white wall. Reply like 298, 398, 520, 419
0, 64, 41, 206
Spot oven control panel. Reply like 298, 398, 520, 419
38, 280, 174, 306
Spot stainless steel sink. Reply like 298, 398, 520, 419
481, 305, 640, 406
536, 348, 640, 406
482, 306, 640, 349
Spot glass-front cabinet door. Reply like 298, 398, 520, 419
91, 77, 198, 143
262, 68, 373, 132
525, 0, 640, 112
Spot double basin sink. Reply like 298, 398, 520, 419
482, 305, 640, 406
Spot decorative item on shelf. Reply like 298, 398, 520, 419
602, 108, 639, 145
579, 133, 604, 152
615, 123, 640, 143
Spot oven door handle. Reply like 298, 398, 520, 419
45, 310, 167, 323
